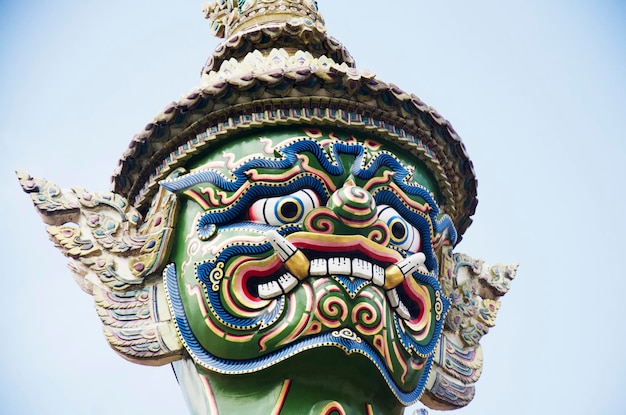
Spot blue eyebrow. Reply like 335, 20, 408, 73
161, 139, 362, 194
161, 139, 450, 237
196, 176, 328, 225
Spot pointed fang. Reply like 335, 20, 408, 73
266, 230, 310, 281
266, 230, 298, 262
383, 252, 427, 290
396, 301, 411, 320
397, 252, 427, 276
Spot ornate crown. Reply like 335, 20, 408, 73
202, 0, 324, 38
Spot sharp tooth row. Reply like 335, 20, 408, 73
259, 272, 414, 319
263, 231, 421, 320
307, 257, 386, 284
258, 272, 299, 300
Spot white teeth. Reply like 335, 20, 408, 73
277, 273, 298, 293
266, 230, 298, 262
328, 257, 351, 275
387, 288, 400, 308
257, 273, 299, 300
396, 301, 411, 320
263, 229, 423, 320
352, 258, 372, 280
396, 252, 427, 276
310, 258, 327, 276
372, 265, 385, 286
258, 280, 283, 299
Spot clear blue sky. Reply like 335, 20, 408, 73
1, 1, 625, 414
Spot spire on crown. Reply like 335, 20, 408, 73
202, 0, 325, 39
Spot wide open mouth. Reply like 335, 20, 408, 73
245, 230, 429, 321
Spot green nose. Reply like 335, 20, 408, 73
327, 183, 377, 229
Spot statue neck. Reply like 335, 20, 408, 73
173, 349, 405, 415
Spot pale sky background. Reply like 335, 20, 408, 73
1, 1, 625, 414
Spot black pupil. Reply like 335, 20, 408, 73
391, 222, 406, 239
281, 201, 299, 219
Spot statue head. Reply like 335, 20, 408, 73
161, 127, 456, 404
19, 1, 516, 413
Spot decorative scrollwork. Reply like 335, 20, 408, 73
331, 328, 362, 344
434, 290, 444, 322
209, 261, 225, 292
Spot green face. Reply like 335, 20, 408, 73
162, 128, 453, 403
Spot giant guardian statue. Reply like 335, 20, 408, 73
19, 1, 516, 414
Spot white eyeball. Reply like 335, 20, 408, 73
249, 189, 320, 226
377, 205, 421, 252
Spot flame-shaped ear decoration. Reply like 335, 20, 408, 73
17, 170, 183, 365
422, 246, 518, 410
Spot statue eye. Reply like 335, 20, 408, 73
249, 189, 320, 225
377, 205, 421, 252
